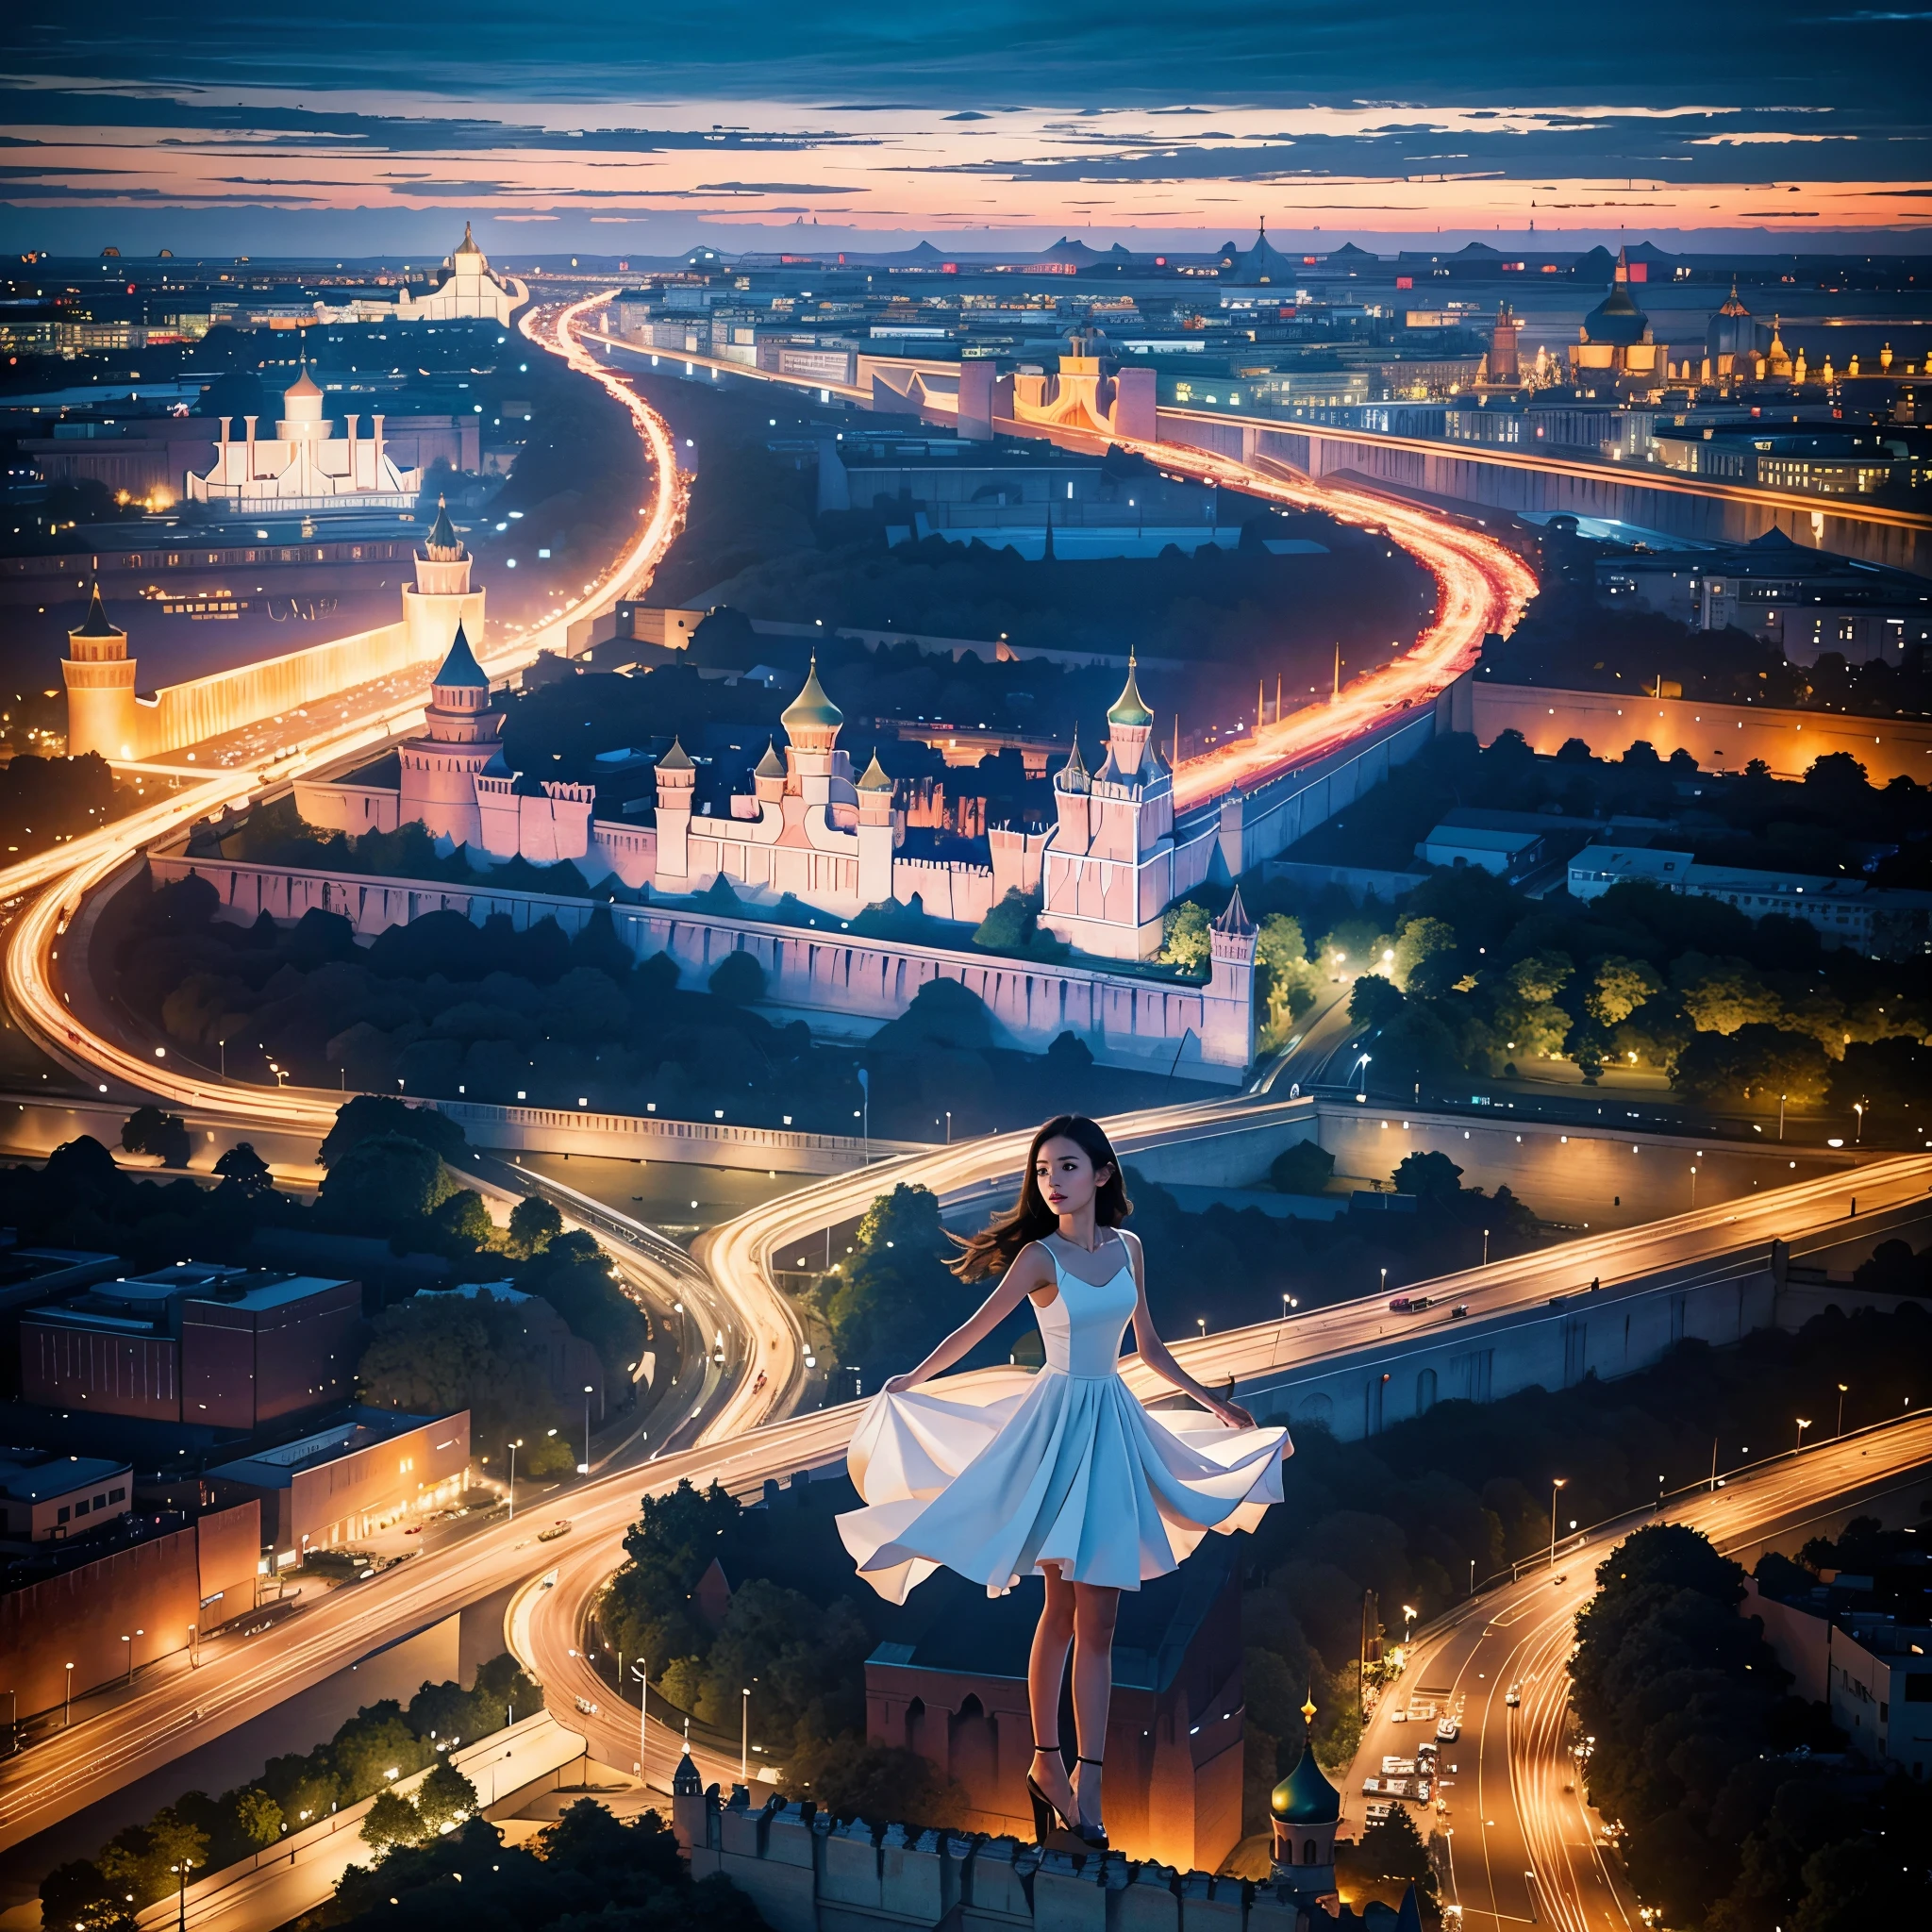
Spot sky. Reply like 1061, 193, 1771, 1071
4, 0, 1931, 256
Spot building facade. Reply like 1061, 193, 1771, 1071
185, 365, 425, 510
393, 225, 526, 325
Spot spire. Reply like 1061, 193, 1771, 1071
1212, 884, 1256, 938
858, 748, 892, 791
672, 1747, 703, 1796
657, 734, 694, 772
1107, 652, 1154, 730
1055, 729, 1090, 793
422, 493, 465, 563
1719, 275, 1751, 318
754, 738, 786, 780
432, 621, 489, 690
72, 584, 122, 639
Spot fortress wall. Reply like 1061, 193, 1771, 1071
1468, 679, 1932, 783
149, 855, 1243, 1076
127, 618, 436, 760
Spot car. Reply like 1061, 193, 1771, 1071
1506, 1684, 1522, 1707
1416, 1742, 1439, 1764
1381, 1757, 1415, 1775
1362, 1777, 1383, 1794
1437, 1717, 1460, 1741
1414, 1779, 1433, 1804
1450, 1304, 1469, 1319
1389, 1707, 1407, 1722
1364, 1802, 1392, 1824
1389, 1294, 1432, 1313
1554, 1574, 1567, 1587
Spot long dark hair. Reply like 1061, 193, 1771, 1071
947, 1113, 1132, 1282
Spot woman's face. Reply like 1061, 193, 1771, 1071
1035, 1135, 1112, 1217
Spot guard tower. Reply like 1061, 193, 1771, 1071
61, 587, 141, 761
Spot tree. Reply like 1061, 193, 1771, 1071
1391, 916, 1457, 994
1673, 953, 1782, 1036
1673, 1025, 1830, 1108
332, 1704, 432, 1803
1158, 900, 1213, 974
787, 1738, 970, 1828
430, 1189, 495, 1252
708, 949, 766, 1006
508, 1194, 563, 1257
122, 1107, 191, 1170
1353, 1805, 1433, 1884
318, 1134, 455, 1230
230, 1787, 284, 1848
1392, 1150, 1464, 1199
318, 1093, 468, 1168
1044, 1029, 1093, 1072
519, 1230, 647, 1382
1506, 951, 1574, 1007
819, 1184, 977, 1380
359, 1789, 423, 1853
213, 1142, 274, 1194
603, 1478, 742, 1674
412, 1761, 478, 1837
1589, 957, 1665, 1027
1350, 974, 1406, 1027
1269, 1141, 1336, 1196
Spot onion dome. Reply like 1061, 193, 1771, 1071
657, 735, 694, 772
1108, 653, 1154, 730
422, 494, 466, 563
1270, 1741, 1340, 1825
1581, 248, 1649, 348
781, 654, 844, 737
755, 739, 787, 781
433, 622, 488, 689
1055, 731, 1091, 794
454, 221, 484, 260
73, 585, 122, 639
285, 361, 323, 402
858, 749, 892, 791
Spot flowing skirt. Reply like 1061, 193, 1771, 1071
837, 1370, 1290, 1604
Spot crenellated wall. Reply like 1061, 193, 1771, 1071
146, 851, 1256, 1077
673, 1780, 1339, 1932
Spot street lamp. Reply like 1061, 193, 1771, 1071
741, 1685, 751, 1781
1549, 1478, 1567, 1568
1795, 1416, 1811, 1453
507, 1439, 523, 1521
63, 1662, 73, 1726
630, 1659, 650, 1790
1853, 1102, 1864, 1143
1401, 1604, 1417, 1647
580, 1385, 594, 1475
1837, 1383, 1849, 1436
1196, 1317, 1207, 1340
172, 1858, 194, 1932
1482, 1227, 1490, 1267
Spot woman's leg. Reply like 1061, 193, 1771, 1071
1070, 1584, 1120, 1830
1027, 1563, 1077, 1822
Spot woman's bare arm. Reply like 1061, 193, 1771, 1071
882, 1243, 1057, 1393
1120, 1233, 1257, 1428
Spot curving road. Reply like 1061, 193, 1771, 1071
1364, 1412, 1932, 1932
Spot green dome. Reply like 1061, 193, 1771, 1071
1270, 1745, 1340, 1824
781, 655, 843, 735
1108, 654, 1153, 730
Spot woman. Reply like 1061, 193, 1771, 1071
838, 1113, 1290, 1851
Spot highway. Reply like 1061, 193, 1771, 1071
1353, 1411, 1932, 1932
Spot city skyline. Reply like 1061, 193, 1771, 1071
3, 0, 1932, 251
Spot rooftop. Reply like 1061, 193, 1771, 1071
0, 1453, 129, 1505
206, 1404, 458, 1489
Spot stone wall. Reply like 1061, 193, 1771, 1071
148, 853, 1250, 1079
675, 1780, 1324, 1932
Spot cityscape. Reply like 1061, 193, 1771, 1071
0, 8, 1929, 1932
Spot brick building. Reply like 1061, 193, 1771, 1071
20, 1263, 361, 1427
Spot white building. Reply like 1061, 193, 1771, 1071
185, 364, 424, 510
394, 224, 525, 325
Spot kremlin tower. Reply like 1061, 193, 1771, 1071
403, 494, 487, 665
60, 588, 139, 762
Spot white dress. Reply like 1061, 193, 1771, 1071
837, 1238, 1291, 1604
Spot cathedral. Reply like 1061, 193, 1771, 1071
297, 612, 1207, 960
393, 224, 525, 325
185, 362, 425, 510
1567, 247, 1663, 385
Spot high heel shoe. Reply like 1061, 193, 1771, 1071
1071, 1757, 1108, 1851
1026, 1744, 1076, 1845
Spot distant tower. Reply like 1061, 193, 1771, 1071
779, 655, 848, 790
1201, 885, 1258, 1072
403, 494, 486, 664
1269, 1690, 1341, 1902
395, 622, 502, 848
652, 736, 697, 883
857, 748, 896, 905
61, 586, 141, 761
1489, 302, 1522, 384
670, 1743, 708, 1852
